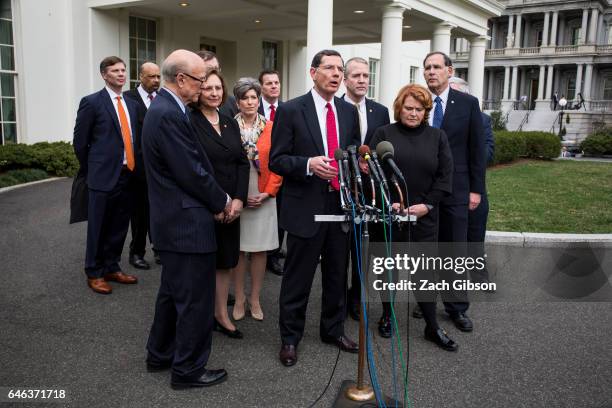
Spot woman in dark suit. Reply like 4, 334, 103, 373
190, 69, 249, 339
369, 83, 457, 351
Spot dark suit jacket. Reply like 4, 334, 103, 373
340, 95, 390, 145
123, 88, 148, 180
482, 112, 495, 164
189, 110, 249, 204
72, 88, 140, 192
269, 92, 361, 238
219, 95, 239, 118
440, 87, 486, 204
257, 99, 284, 118
142, 88, 227, 254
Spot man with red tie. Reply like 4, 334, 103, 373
257, 69, 286, 276
269, 49, 361, 366
73, 56, 140, 294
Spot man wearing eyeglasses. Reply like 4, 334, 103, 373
270, 49, 361, 367
143, 49, 231, 389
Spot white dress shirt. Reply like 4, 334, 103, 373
261, 97, 278, 121
106, 86, 132, 164
428, 85, 450, 127
137, 84, 157, 109
306, 88, 341, 175
343, 94, 368, 143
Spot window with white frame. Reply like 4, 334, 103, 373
129, 16, 157, 90
410, 66, 419, 83
367, 58, 379, 100
262, 41, 278, 71
604, 76, 612, 99
0, 0, 16, 144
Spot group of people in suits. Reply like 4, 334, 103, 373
71, 46, 493, 388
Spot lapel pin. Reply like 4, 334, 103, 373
369, 109, 372, 112
451, 100, 455, 104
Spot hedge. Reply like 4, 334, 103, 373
0, 168, 49, 188
492, 131, 560, 165
580, 128, 612, 156
0, 141, 78, 177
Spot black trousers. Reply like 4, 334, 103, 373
438, 201, 469, 316
268, 186, 285, 258
468, 192, 490, 282
279, 192, 349, 346
85, 171, 134, 278
146, 251, 216, 379
129, 177, 151, 257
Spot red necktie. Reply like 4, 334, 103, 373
325, 102, 339, 191
269, 104, 276, 122
116, 96, 135, 171
148, 93, 155, 101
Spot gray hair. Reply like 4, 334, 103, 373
345, 57, 368, 77
161, 59, 185, 84
449, 76, 470, 94
233, 77, 261, 100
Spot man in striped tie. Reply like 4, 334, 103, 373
73, 56, 140, 295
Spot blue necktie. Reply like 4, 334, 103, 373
432, 96, 443, 129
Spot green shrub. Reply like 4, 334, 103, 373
580, 128, 612, 156
490, 111, 507, 131
0, 168, 49, 188
0, 141, 78, 177
523, 132, 561, 160
492, 131, 526, 165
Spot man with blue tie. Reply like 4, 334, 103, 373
73, 56, 140, 295
270, 49, 361, 367
421, 52, 486, 332
143, 50, 232, 389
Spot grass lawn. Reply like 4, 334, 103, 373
487, 160, 612, 233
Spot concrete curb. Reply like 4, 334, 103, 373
0, 177, 66, 194
486, 231, 612, 248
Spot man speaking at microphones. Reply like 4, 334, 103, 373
269, 49, 361, 367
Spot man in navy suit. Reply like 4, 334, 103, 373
422, 52, 486, 332
73, 56, 140, 295
143, 50, 231, 389
257, 69, 286, 276
340, 57, 392, 335
270, 49, 361, 367
123, 62, 160, 270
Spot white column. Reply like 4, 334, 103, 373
380, 4, 406, 112
558, 18, 566, 45
306, 0, 333, 89
510, 66, 518, 101
537, 65, 546, 100
491, 21, 499, 48
431, 22, 454, 54
550, 11, 559, 46
580, 9, 589, 45
583, 63, 593, 101
503, 66, 510, 100
524, 19, 531, 47
542, 12, 550, 46
545, 65, 554, 99
515, 14, 522, 48
487, 69, 495, 100
588, 8, 599, 44
467, 35, 488, 104
506, 15, 514, 47
575, 64, 584, 97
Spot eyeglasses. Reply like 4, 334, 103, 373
177, 72, 205, 85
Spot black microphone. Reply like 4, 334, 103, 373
358, 145, 381, 184
370, 150, 390, 207
341, 151, 352, 189
333, 148, 347, 208
375, 141, 406, 183
346, 145, 363, 190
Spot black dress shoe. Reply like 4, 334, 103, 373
267, 258, 283, 276
146, 360, 171, 372
412, 304, 423, 319
129, 254, 150, 270
153, 252, 162, 265
171, 368, 227, 389
214, 320, 243, 339
322, 335, 358, 353
227, 293, 235, 306
348, 301, 360, 321
424, 327, 458, 352
378, 315, 392, 338
451, 313, 473, 332
279, 344, 297, 367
